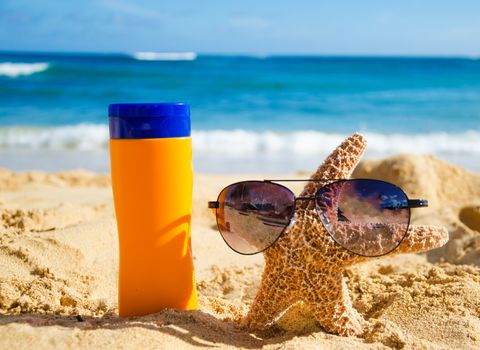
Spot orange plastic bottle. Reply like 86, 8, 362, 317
109, 103, 197, 317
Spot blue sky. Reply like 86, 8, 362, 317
1, 0, 480, 55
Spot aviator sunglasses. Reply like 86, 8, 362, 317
208, 179, 429, 257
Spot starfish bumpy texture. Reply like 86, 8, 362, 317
241, 132, 449, 336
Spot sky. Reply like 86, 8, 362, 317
1, 0, 480, 56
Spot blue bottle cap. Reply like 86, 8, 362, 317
108, 103, 191, 139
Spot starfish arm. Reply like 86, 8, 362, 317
392, 224, 449, 255
303, 272, 363, 336
299, 133, 367, 208
242, 265, 299, 330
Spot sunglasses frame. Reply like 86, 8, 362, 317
209, 179, 428, 257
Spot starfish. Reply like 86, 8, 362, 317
241, 132, 449, 336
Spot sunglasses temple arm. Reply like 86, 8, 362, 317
208, 201, 219, 209
407, 199, 428, 208
207, 201, 219, 217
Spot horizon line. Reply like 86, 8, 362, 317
0, 49, 479, 59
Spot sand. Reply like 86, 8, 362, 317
0, 154, 479, 349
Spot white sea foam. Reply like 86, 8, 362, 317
1, 125, 479, 172
0, 62, 49, 77
132, 52, 197, 61
0, 125, 479, 158
192, 129, 480, 157
0, 124, 109, 151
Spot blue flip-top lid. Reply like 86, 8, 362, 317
108, 103, 190, 139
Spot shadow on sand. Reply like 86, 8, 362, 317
0, 309, 310, 348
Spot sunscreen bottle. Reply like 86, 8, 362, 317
109, 103, 197, 317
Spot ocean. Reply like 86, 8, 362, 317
1, 51, 479, 173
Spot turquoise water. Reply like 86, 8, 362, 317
0, 52, 479, 172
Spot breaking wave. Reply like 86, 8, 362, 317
0, 125, 479, 156
0, 62, 49, 77
1, 125, 479, 172
131, 52, 197, 61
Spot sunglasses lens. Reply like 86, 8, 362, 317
216, 181, 295, 254
316, 179, 410, 257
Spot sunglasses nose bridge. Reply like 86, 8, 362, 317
294, 196, 317, 203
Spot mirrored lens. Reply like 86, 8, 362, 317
216, 181, 295, 254
315, 179, 410, 257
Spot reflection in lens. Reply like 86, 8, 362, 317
216, 181, 295, 254
315, 179, 410, 256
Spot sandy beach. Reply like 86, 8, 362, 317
0, 154, 479, 349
